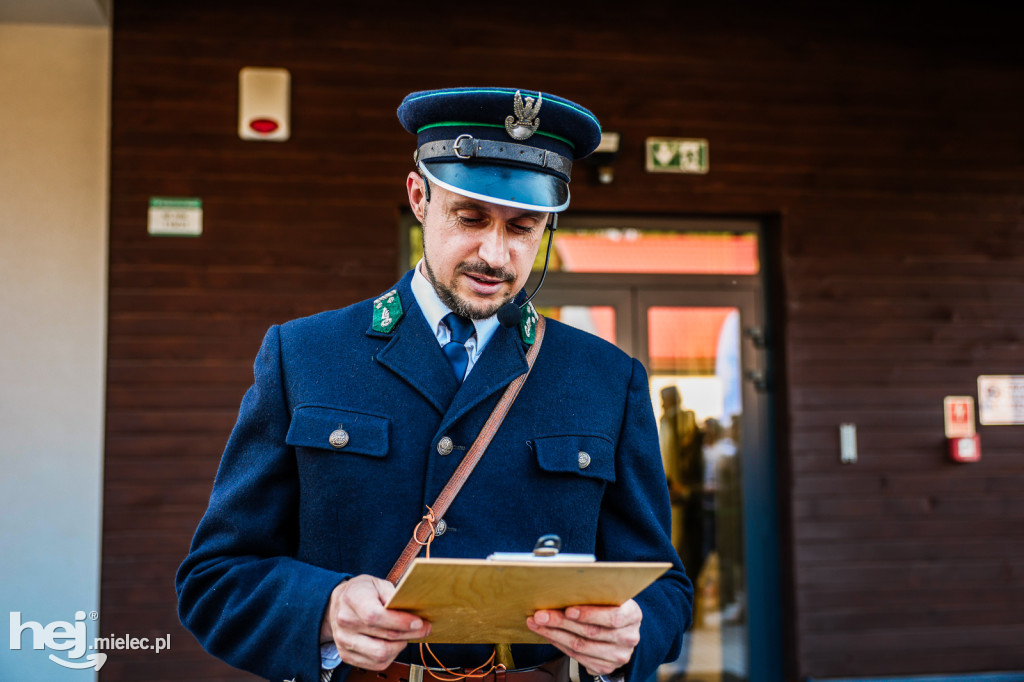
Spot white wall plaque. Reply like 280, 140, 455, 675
148, 197, 202, 237
978, 375, 1024, 425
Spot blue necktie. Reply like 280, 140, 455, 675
442, 313, 475, 384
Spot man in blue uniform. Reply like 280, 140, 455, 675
177, 87, 693, 682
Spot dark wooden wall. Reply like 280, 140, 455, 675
103, 2, 1024, 680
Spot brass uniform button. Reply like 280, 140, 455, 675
437, 436, 454, 456
328, 429, 349, 449
578, 451, 591, 469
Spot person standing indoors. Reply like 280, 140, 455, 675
177, 86, 693, 682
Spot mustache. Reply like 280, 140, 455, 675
456, 262, 515, 282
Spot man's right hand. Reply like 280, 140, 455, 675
321, 574, 432, 671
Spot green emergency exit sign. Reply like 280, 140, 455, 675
645, 138, 709, 174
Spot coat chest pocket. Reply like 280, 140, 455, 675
531, 434, 616, 483
286, 404, 390, 457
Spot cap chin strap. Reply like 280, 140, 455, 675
421, 172, 431, 203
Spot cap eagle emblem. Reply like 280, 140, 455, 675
505, 90, 542, 141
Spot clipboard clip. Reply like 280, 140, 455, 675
533, 534, 561, 557
487, 535, 597, 562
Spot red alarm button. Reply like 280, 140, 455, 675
249, 118, 280, 134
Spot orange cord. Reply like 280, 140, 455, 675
414, 506, 438, 551
413, 507, 507, 681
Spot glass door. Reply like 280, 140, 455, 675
638, 290, 761, 682
535, 283, 779, 682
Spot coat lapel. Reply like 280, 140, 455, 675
436, 324, 529, 436
372, 274, 459, 415
370, 270, 531, 424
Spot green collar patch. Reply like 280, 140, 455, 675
372, 289, 403, 333
519, 303, 540, 345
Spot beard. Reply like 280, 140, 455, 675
423, 256, 516, 320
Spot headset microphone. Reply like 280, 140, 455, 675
498, 213, 558, 328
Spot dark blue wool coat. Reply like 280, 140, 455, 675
176, 270, 693, 682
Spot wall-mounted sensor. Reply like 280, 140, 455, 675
839, 423, 857, 464
238, 67, 290, 141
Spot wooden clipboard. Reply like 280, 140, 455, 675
385, 557, 671, 643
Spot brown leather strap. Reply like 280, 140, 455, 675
386, 316, 547, 585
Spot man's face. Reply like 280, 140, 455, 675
407, 172, 549, 320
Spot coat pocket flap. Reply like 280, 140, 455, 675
532, 434, 616, 482
286, 404, 390, 457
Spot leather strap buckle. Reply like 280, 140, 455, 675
453, 134, 476, 159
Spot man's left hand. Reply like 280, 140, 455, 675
526, 599, 642, 677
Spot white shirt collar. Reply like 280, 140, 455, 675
411, 261, 501, 364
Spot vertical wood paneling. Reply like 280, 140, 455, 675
104, 2, 1024, 680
